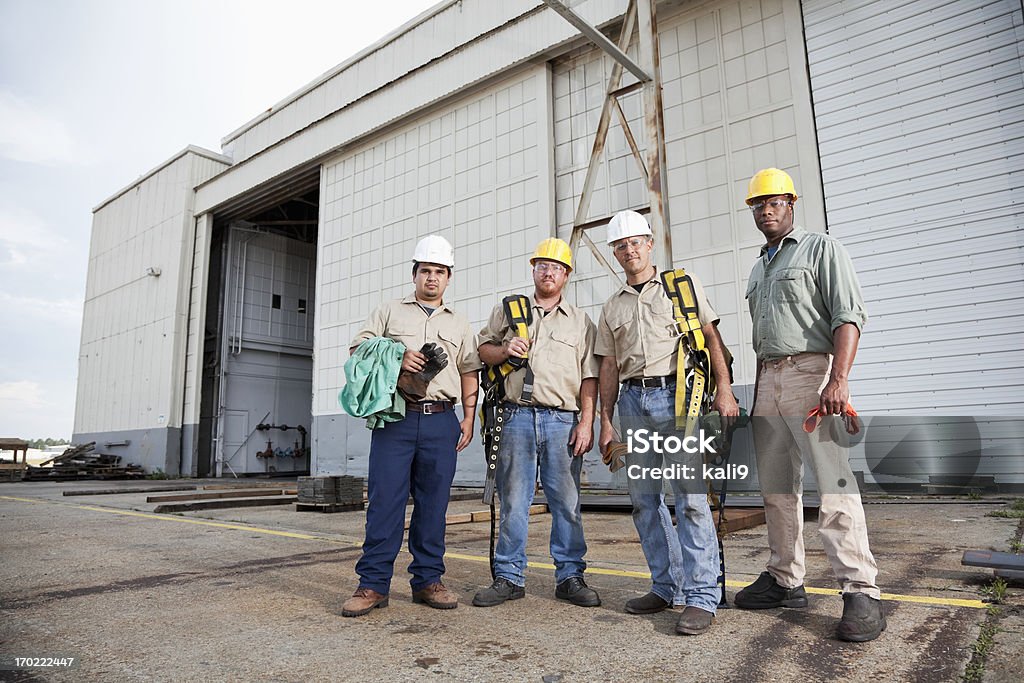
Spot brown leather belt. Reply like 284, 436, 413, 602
406, 400, 454, 414
625, 375, 675, 388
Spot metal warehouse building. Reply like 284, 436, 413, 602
74, 0, 1024, 489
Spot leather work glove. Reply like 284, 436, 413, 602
601, 441, 629, 473
397, 342, 449, 401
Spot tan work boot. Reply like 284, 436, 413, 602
412, 582, 459, 609
342, 587, 389, 617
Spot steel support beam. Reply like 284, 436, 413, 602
553, 0, 673, 275
636, 0, 672, 268
541, 0, 650, 83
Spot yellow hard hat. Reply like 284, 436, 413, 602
530, 237, 573, 272
745, 168, 798, 205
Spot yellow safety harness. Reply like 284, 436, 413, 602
479, 294, 533, 580
660, 269, 727, 433
660, 268, 740, 607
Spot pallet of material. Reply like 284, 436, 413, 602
23, 442, 145, 481
296, 475, 364, 506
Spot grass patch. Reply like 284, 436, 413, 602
1010, 540, 1023, 554
962, 620, 1000, 683
980, 578, 1008, 604
146, 469, 175, 480
966, 491, 983, 501
985, 499, 1024, 519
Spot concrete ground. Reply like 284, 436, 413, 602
1, 480, 1021, 682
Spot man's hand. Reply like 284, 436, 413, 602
401, 349, 427, 374
819, 377, 850, 416
456, 414, 475, 452
712, 391, 741, 431
503, 337, 530, 360
569, 420, 594, 457
598, 419, 619, 457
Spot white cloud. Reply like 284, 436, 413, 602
0, 91, 93, 166
0, 202, 68, 269
0, 380, 46, 410
0, 291, 82, 327
0, 379, 75, 439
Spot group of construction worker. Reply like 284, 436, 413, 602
339, 168, 887, 643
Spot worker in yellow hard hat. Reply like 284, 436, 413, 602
473, 237, 602, 609
737, 168, 885, 642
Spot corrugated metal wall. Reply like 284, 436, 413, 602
75, 150, 227, 435
804, 0, 1024, 413
804, 0, 1024, 486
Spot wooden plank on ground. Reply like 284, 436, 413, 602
719, 507, 766, 534
147, 489, 283, 503
64, 486, 197, 496
295, 502, 364, 513
152, 496, 297, 513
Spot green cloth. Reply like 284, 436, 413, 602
339, 337, 406, 429
746, 227, 868, 359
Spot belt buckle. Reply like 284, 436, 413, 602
643, 377, 661, 388
422, 402, 439, 414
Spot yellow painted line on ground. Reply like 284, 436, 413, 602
0, 495, 355, 546
1, 494, 989, 609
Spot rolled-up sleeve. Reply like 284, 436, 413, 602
818, 239, 868, 333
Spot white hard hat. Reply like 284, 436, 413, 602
606, 210, 653, 244
411, 235, 455, 267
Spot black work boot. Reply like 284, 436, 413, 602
472, 578, 525, 607
624, 591, 671, 615
555, 577, 601, 607
734, 571, 808, 609
836, 593, 887, 642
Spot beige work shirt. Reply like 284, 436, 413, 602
595, 273, 717, 380
350, 294, 482, 403
478, 296, 599, 411
746, 227, 868, 359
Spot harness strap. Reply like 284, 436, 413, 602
501, 295, 535, 402
660, 269, 709, 433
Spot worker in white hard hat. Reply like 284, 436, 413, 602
735, 168, 885, 642
342, 234, 482, 617
473, 238, 601, 609
595, 210, 739, 636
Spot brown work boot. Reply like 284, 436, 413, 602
342, 587, 389, 617
625, 591, 670, 614
412, 582, 459, 609
675, 606, 714, 635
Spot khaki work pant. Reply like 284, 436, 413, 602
752, 353, 880, 598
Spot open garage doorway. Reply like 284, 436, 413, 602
197, 182, 319, 477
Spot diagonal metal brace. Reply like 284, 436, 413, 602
541, 0, 651, 83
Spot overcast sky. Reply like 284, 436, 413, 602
0, 0, 440, 439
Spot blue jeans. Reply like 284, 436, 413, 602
355, 409, 460, 594
619, 384, 720, 612
493, 405, 588, 586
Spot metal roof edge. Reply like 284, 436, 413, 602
219, 0, 460, 147
93, 145, 233, 214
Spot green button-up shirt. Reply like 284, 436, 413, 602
746, 227, 867, 359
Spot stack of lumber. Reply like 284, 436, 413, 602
23, 442, 144, 481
